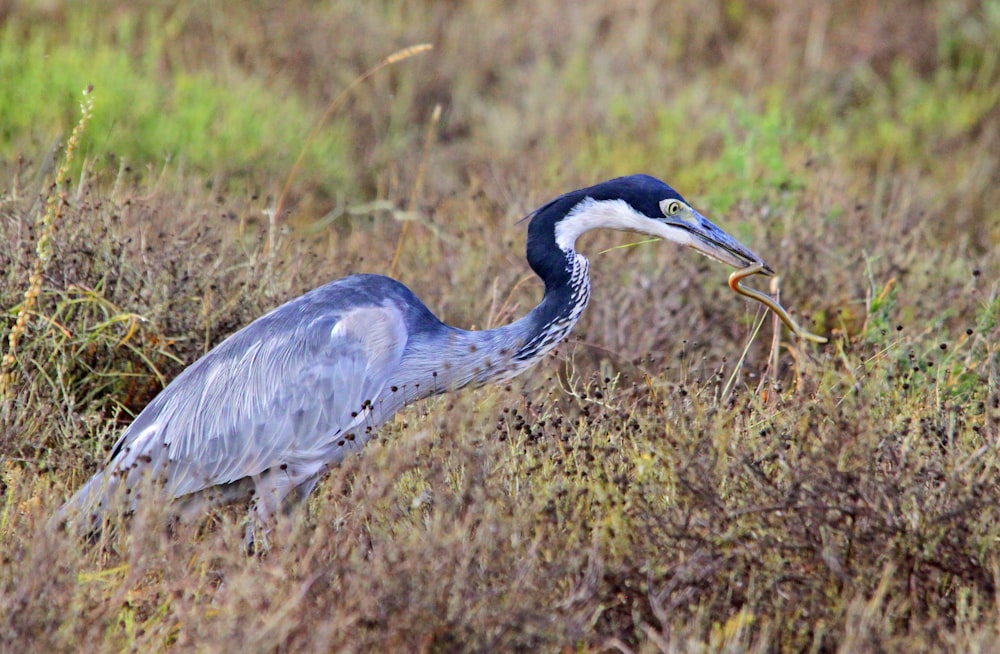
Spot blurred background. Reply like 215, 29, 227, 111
2, 1, 999, 651
3, 0, 997, 381
3, 1, 996, 225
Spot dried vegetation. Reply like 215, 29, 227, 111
2, 0, 999, 651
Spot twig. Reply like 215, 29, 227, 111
267, 44, 433, 265
389, 104, 442, 277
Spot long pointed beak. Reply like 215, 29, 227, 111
671, 210, 774, 274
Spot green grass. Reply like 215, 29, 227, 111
0, 7, 355, 197
2, 1, 1000, 651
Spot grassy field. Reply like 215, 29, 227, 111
2, 0, 999, 651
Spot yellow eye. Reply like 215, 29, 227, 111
661, 200, 683, 216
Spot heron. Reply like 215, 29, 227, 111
61, 174, 774, 543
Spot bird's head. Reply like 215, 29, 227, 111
538, 174, 772, 273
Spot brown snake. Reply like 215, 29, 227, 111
728, 264, 828, 343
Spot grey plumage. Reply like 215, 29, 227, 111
60, 174, 771, 539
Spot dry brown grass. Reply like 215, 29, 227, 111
2, 0, 1000, 651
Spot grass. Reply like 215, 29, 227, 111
2, 0, 1000, 651
0, 5, 356, 199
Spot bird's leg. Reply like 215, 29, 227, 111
244, 519, 270, 555
243, 464, 325, 553
244, 469, 288, 553
288, 473, 324, 510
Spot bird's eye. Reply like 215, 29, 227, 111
661, 199, 683, 216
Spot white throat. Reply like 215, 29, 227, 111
553, 197, 698, 251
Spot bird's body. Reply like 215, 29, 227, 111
62, 175, 771, 537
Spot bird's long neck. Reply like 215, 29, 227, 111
459, 246, 591, 386
390, 246, 592, 399
511, 249, 591, 365
395, 200, 601, 396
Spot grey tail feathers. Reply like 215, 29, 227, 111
52, 470, 120, 535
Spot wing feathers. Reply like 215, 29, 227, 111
76, 300, 409, 509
